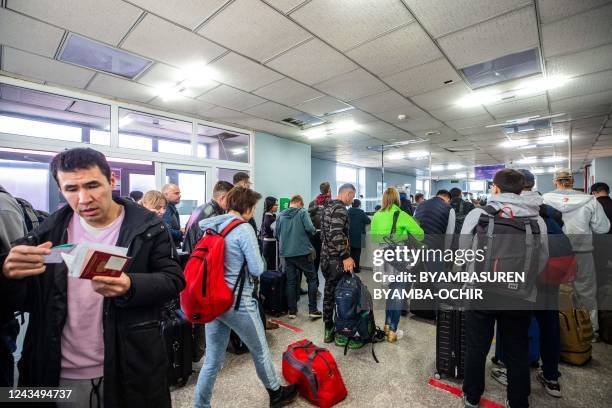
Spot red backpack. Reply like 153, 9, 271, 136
180, 219, 248, 324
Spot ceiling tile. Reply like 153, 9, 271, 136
263, 0, 308, 14
549, 70, 612, 101
350, 90, 412, 114
86, 73, 157, 103
252, 78, 323, 106
197, 85, 266, 111
290, 0, 414, 51
121, 14, 226, 68
405, 0, 530, 38
266, 38, 357, 85
127, 0, 229, 30
374, 104, 429, 122
346, 23, 441, 77
429, 104, 489, 122
546, 44, 612, 77
209, 52, 283, 92
325, 109, 378, 125
148, 95, 216, 117
2, 47, 95, 89
542, 3, 612, 57
411, 82, 472, 110
293, 96, 352, 117
198, 0, 311, 62
359, 121, 411, 141
384, 58, 462, 97
538, 0, 611, 24
243, 101, 302, 122
438, 7, 538, 68
446, 114, 495, 130
395, 116, 444, 132
7, 0, 142, 45
199, 106, 254, 124
314, 69, 389, 101
0, 8, 64, 58
137, 63, 184, 88
550, 90, 612, 114
486, 94, 549, 119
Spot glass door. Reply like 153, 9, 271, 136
158, 163, 210, 228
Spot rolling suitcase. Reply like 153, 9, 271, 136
492, 317, 540, 367
434, 304, 465, 379
259, 270, 288, 316
161, 308, 192, 387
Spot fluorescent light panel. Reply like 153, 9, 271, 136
461, 48, 541, 89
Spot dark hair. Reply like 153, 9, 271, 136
338, 183, 356, 194
213, 181, 234, 196
226, 187, 261, 214
264, 196, 278, 212
232, 171, 250, 185
591, 182, 610, 194
290, 195, 304, 205
51, 148, 111, 185
319, 182, 331, 195
436, 190, 451, 200
129, 190, 143, 202
374, 205, 381, 211
449, 187, 462, 198
414, 193, 424, 202
493, 169, 525, 194
352, 199, 361, 208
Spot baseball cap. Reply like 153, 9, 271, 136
517, 168, 535, 188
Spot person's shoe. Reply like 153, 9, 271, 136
309, 310, 322, 320
267, 384, 298, 408
335, 334, 348, 347
383, 324, 390, 335
462, 396, 479, 407
537, 370, 562, 398
348, 339, 364, 349
491, 367, 508, 386
324, 325, 335, 343
287, 313, 297, 320
265, 319, 279, 330
387, 330, 398, 343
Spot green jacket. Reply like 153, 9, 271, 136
370, 203, 424, 243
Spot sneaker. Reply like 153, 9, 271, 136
536, 370, 562, 398
309, 310, 322, 320
462, 395, 479, 408
383, 324, 390, 335
267, 384, 298, 408
287, 313, 297, 319
324, 325, 335, 343
335, 334, 348, 347
491, 367, 508, 386
348, 339, 364, 349
387, 330, 398, 343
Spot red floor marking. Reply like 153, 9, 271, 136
269, 319, 303, 333
428, 378, 504, 408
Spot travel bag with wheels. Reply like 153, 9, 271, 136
282, 339, 347, 408
161, 306, 192, 387
559, 285, 593, 365
492, 317, 540, 367
434, 303, 465, 379
259, 269, 288, 316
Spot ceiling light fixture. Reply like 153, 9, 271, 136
537, 135, 568, 144
517, 156, 538, 164
515, 75, 570, 97
518, 144, 537, 150
231, 148, 246, 155
456, 91, 501, 107
387, 152, 405, 160
447, 164, 464, 170
181, 65, 217, 87
543, 156, 565, 163
331, 120, 359, 133
500, 139, 530, 148
407, 150, 429, 160
156, 84, 183, 102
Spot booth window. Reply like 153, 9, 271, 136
118, 108, 192, 154
197, 124, 249, 163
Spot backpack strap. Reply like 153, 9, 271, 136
390, 210, 400, 239
220, 219, 247, 237
232, 261, 248, 311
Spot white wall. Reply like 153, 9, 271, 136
593, 156, 612, 192
311, 158, 337, 201
254, 132, 311, 224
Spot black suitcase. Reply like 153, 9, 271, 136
259, 270, 287, 316
434, 304, 465, 379
161, 308, 192, 387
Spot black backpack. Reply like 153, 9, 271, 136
472, 205, 541, 301
14, 197, 48, 233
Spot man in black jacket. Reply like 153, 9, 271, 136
162, 183, 183, 247
1, 148, 184, 407
591, 182, 612, 293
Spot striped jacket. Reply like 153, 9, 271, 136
320, 199, 350, 269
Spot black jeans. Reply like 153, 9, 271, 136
285, 255, 318, 314
534, 284, 560, 381
310, 233, 322, 273
463, 310, 532, 408
322, 260, 344, 324
350, 247, 361, 272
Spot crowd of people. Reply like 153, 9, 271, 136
1, 147, 611, 408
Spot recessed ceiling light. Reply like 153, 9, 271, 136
456, 91, 501, 107
518, 144, 537, 150
515, 75, 570, 97
500, 139, 530, 148
397, 114, 406, 120
517, 156, 538, 164
537, 135, 568, 144
425, 130, 441, 136
447, 163, 464, 170
332, 120, 359, 133
156, 84, 183, 102
543, 156, 565, 163
407, 150, 429, 160
387, 152, 405, 160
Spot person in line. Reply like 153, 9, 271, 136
308, 182, 332, 273
1, 148, 184, 407
194, 187, 297, 408
450, 187, 475, 235
128, 190, 143, 204
411, 193, 424, 213
141, 190, 166, 218
347, 199, 371, 273
371, 187, 424, 343
320, 183, 356, 346
414, 189, 455, 252
233, 172, 258, 233
183, 181, 233, 254
162, 183, 183, 247
0, 184, 26, 387
275, 195, 322, 320
543, 169, 610, 339
399, 191, 414, 216
260, 196, 279, 271
591, 182, 612, 292
460, 169, 549, 408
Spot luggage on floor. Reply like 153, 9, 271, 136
492, 317, 540, 367
282, 339, 347, 408
226, 330, 249, 355
435, 304, 465, 379
161, 308, 192, 387
259, 270, 288, 316
192, 324, 205, 362
559, 285, 593, 365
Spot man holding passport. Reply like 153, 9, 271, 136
1, 148, 184, 407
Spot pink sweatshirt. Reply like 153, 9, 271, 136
60, 209, 124, 380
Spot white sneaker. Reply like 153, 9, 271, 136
537, 369, 562, 398
491, 367, 508, 386
288, 314, 297, 319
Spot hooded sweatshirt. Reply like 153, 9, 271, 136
199, 213, 264, 293
543, 189, 610, 252
275, 207, 315, 257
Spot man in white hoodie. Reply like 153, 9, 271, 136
543, 169, 610, 335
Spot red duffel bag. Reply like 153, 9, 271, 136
282, 339, 347, 408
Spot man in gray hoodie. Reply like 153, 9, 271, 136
275, 195, 322, 320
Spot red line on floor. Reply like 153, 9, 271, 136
428, 378, 504, 408
269, 319, 303, 333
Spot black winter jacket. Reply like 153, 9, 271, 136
0, 198, 184, 407
182, 200, 225, 253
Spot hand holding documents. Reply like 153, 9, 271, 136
59, 243, 130, 279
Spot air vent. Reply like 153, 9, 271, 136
503, 119, 550, 135
281, 113, 326, 129
444, 147, 477, 153
461, 48, 541, 89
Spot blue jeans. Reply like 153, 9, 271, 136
194, 295, 280, 408
284, 255, 318, 314
385, 282, 406, 331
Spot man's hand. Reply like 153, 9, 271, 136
91, 273, 131, 297
2, 242, 52, 279
343, 257, 355, 273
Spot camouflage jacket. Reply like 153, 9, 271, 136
320, 199, 350, 268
